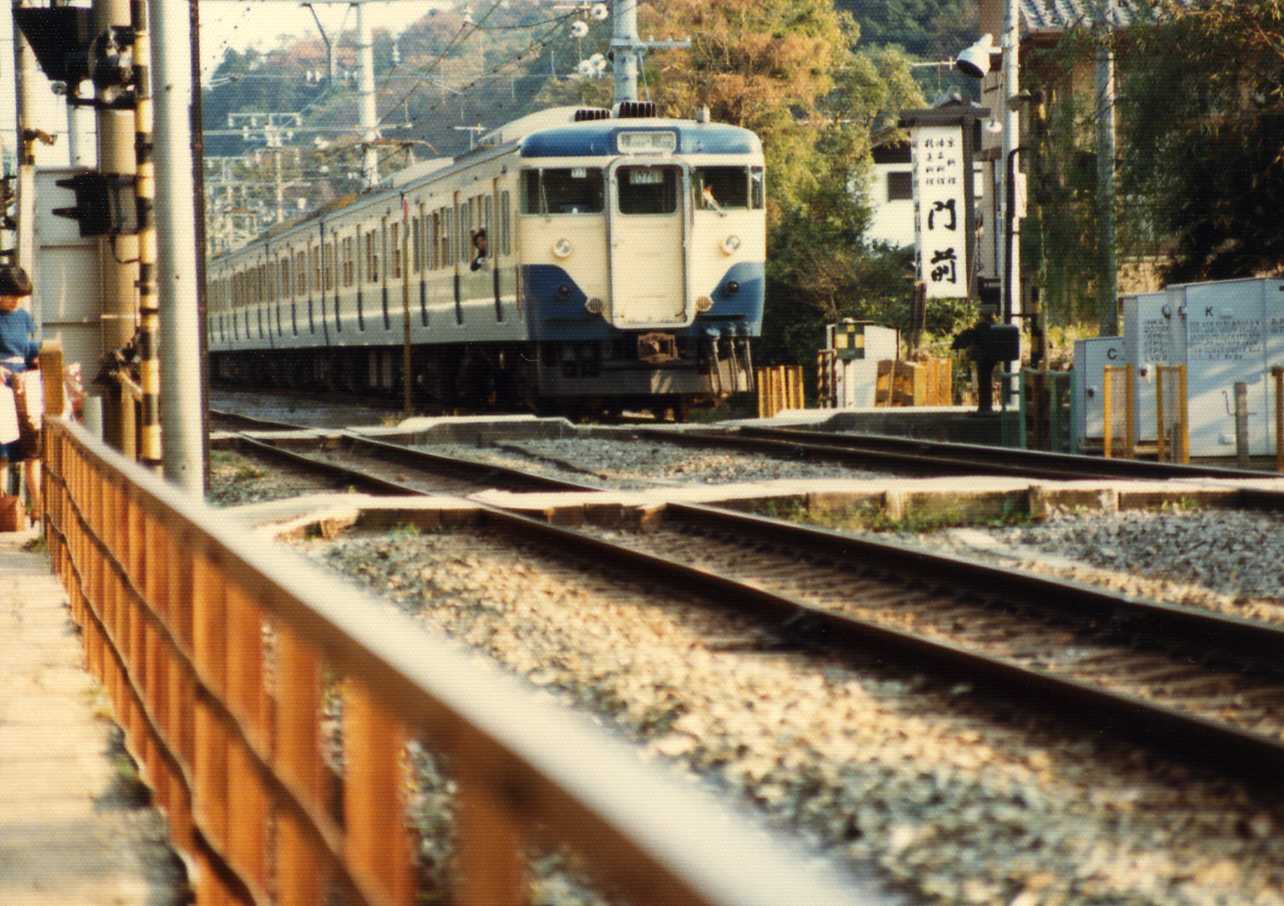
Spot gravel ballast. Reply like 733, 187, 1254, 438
881, 506, 1284, 627
292, 525, 1284, 906
419, 436, 887, 489
207, 449, 351, 507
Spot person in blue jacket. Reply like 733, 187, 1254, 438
0, 265, 41, 516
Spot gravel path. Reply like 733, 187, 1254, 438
880, 507, 1284, 628
292, 526, 1284, 906
420, 437, 886, 489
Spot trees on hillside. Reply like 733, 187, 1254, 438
1115, 0, 1284, 281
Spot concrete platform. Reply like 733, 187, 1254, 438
0, 530, 184, 905
721, 406, 1019, 445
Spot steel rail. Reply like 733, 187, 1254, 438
232, 431, 599, 495
734, 425, 1275, 482
468, 504, 1284, 782
210, 407, 312, 433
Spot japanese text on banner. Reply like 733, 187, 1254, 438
912, 125, 969, 299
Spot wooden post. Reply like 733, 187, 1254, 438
1124, 363, 1136, 459
1264, 365, 1281, 468
1103, 365, 1115, 459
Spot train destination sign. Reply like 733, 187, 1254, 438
911, 124, 969, 299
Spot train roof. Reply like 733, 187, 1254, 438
519, 118, 762, 158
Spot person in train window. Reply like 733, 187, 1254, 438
470, 228, 489, 272
0, 265, 42, 518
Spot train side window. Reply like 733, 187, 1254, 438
618, 165, 680, 215
460, 203, 473, 264
390, 222, 401, 278
751, 166, 765, 209
428, 214, 438, 270
296, 252, 307, 294
443, 208, 454, 267
522, 168, 604, 214
411, 217, 421, 273
365, 232, 378, 283
280, 259, 290, 299
694, 166, 751, 210
500, 190, 511, 255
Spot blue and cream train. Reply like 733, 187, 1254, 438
206, 104, 766, 415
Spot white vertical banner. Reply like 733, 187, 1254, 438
911, 124, 968, 298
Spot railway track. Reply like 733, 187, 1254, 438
624, 425, 1274, 483
229, 431, 600, 496
450, 503, 1284, 783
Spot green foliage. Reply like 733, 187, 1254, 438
834, 0, 981, 61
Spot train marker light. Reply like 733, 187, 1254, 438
721, 235, 742, 256
696, 295, 714, 312
585, 297, 605, 315
553, 238, 573, 258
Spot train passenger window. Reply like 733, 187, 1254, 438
390, 222, 401, 278
617, 166, 680, 215
280, 259, 290, 299
483, 195, 492, 233
522, 168, 604, 215
443, 209, 453, 266
296, 252, 306, 294
411, 217, 422, 273
751, 166, 765, 209
501, 191, 511, 255
460, 202, 473, 264
694, 167, 751, 210
366, 232, 379, 283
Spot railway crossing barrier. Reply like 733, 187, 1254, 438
1155, 365, 1190, 465
874, 359, 951, 407
755, 365, 804, 417
41, 417, 866, 906
1102, 364, 1136, 459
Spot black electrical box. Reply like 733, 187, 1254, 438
14, 7, 94, 85
978, 323, 1020, 361
54, 173, 116, 237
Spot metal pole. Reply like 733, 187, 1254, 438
401, 193, 411, 416
150, 0, 205, 493
1001, 0, 1021, 388
1095, 42, 1118, 336
66, 82, 96, 168
356, 1, 378, 188
611, 0, 639, 103
274, 146, 285, 223
13, 2, 37, 280
95, 0, 140, 456
132, 0, 162, 473
1234, 381, 1250, 469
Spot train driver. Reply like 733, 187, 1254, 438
470, 228, 489, 272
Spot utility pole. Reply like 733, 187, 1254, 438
1000, 0, 1022, 390
152, 0, 206, 493
1095, 40, 1118, 336
132, 1, 162, 473
13, 1, 39, 280
94, 0, 140, 456
609, 0, 687, 104
355, 1, 378, 187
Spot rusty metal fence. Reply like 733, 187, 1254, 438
42, 418, 865, 906
1102, 364, 1135, 460
1155, 364, 1190, 465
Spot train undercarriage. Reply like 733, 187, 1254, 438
212, 336, 754, 419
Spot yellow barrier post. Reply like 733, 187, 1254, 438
1274, 367, 1284, 472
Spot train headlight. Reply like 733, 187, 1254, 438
585, 297, 605, 316
721, 234, 742, 256
553, 238, 573, 258
696, 295, 713, 312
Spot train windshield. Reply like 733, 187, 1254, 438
617, 165, 681, 215
522, 168, 604, 214
693, 166, 764, 211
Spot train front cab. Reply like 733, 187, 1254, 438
518, 120, 764, 410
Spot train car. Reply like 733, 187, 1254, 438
206, 103, 766, 416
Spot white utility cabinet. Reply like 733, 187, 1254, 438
1122, 291, 1186, 442
1071, 335, 1126, 452
1175, 278, 1280, 457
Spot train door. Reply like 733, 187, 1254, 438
606, 159, 690, 328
